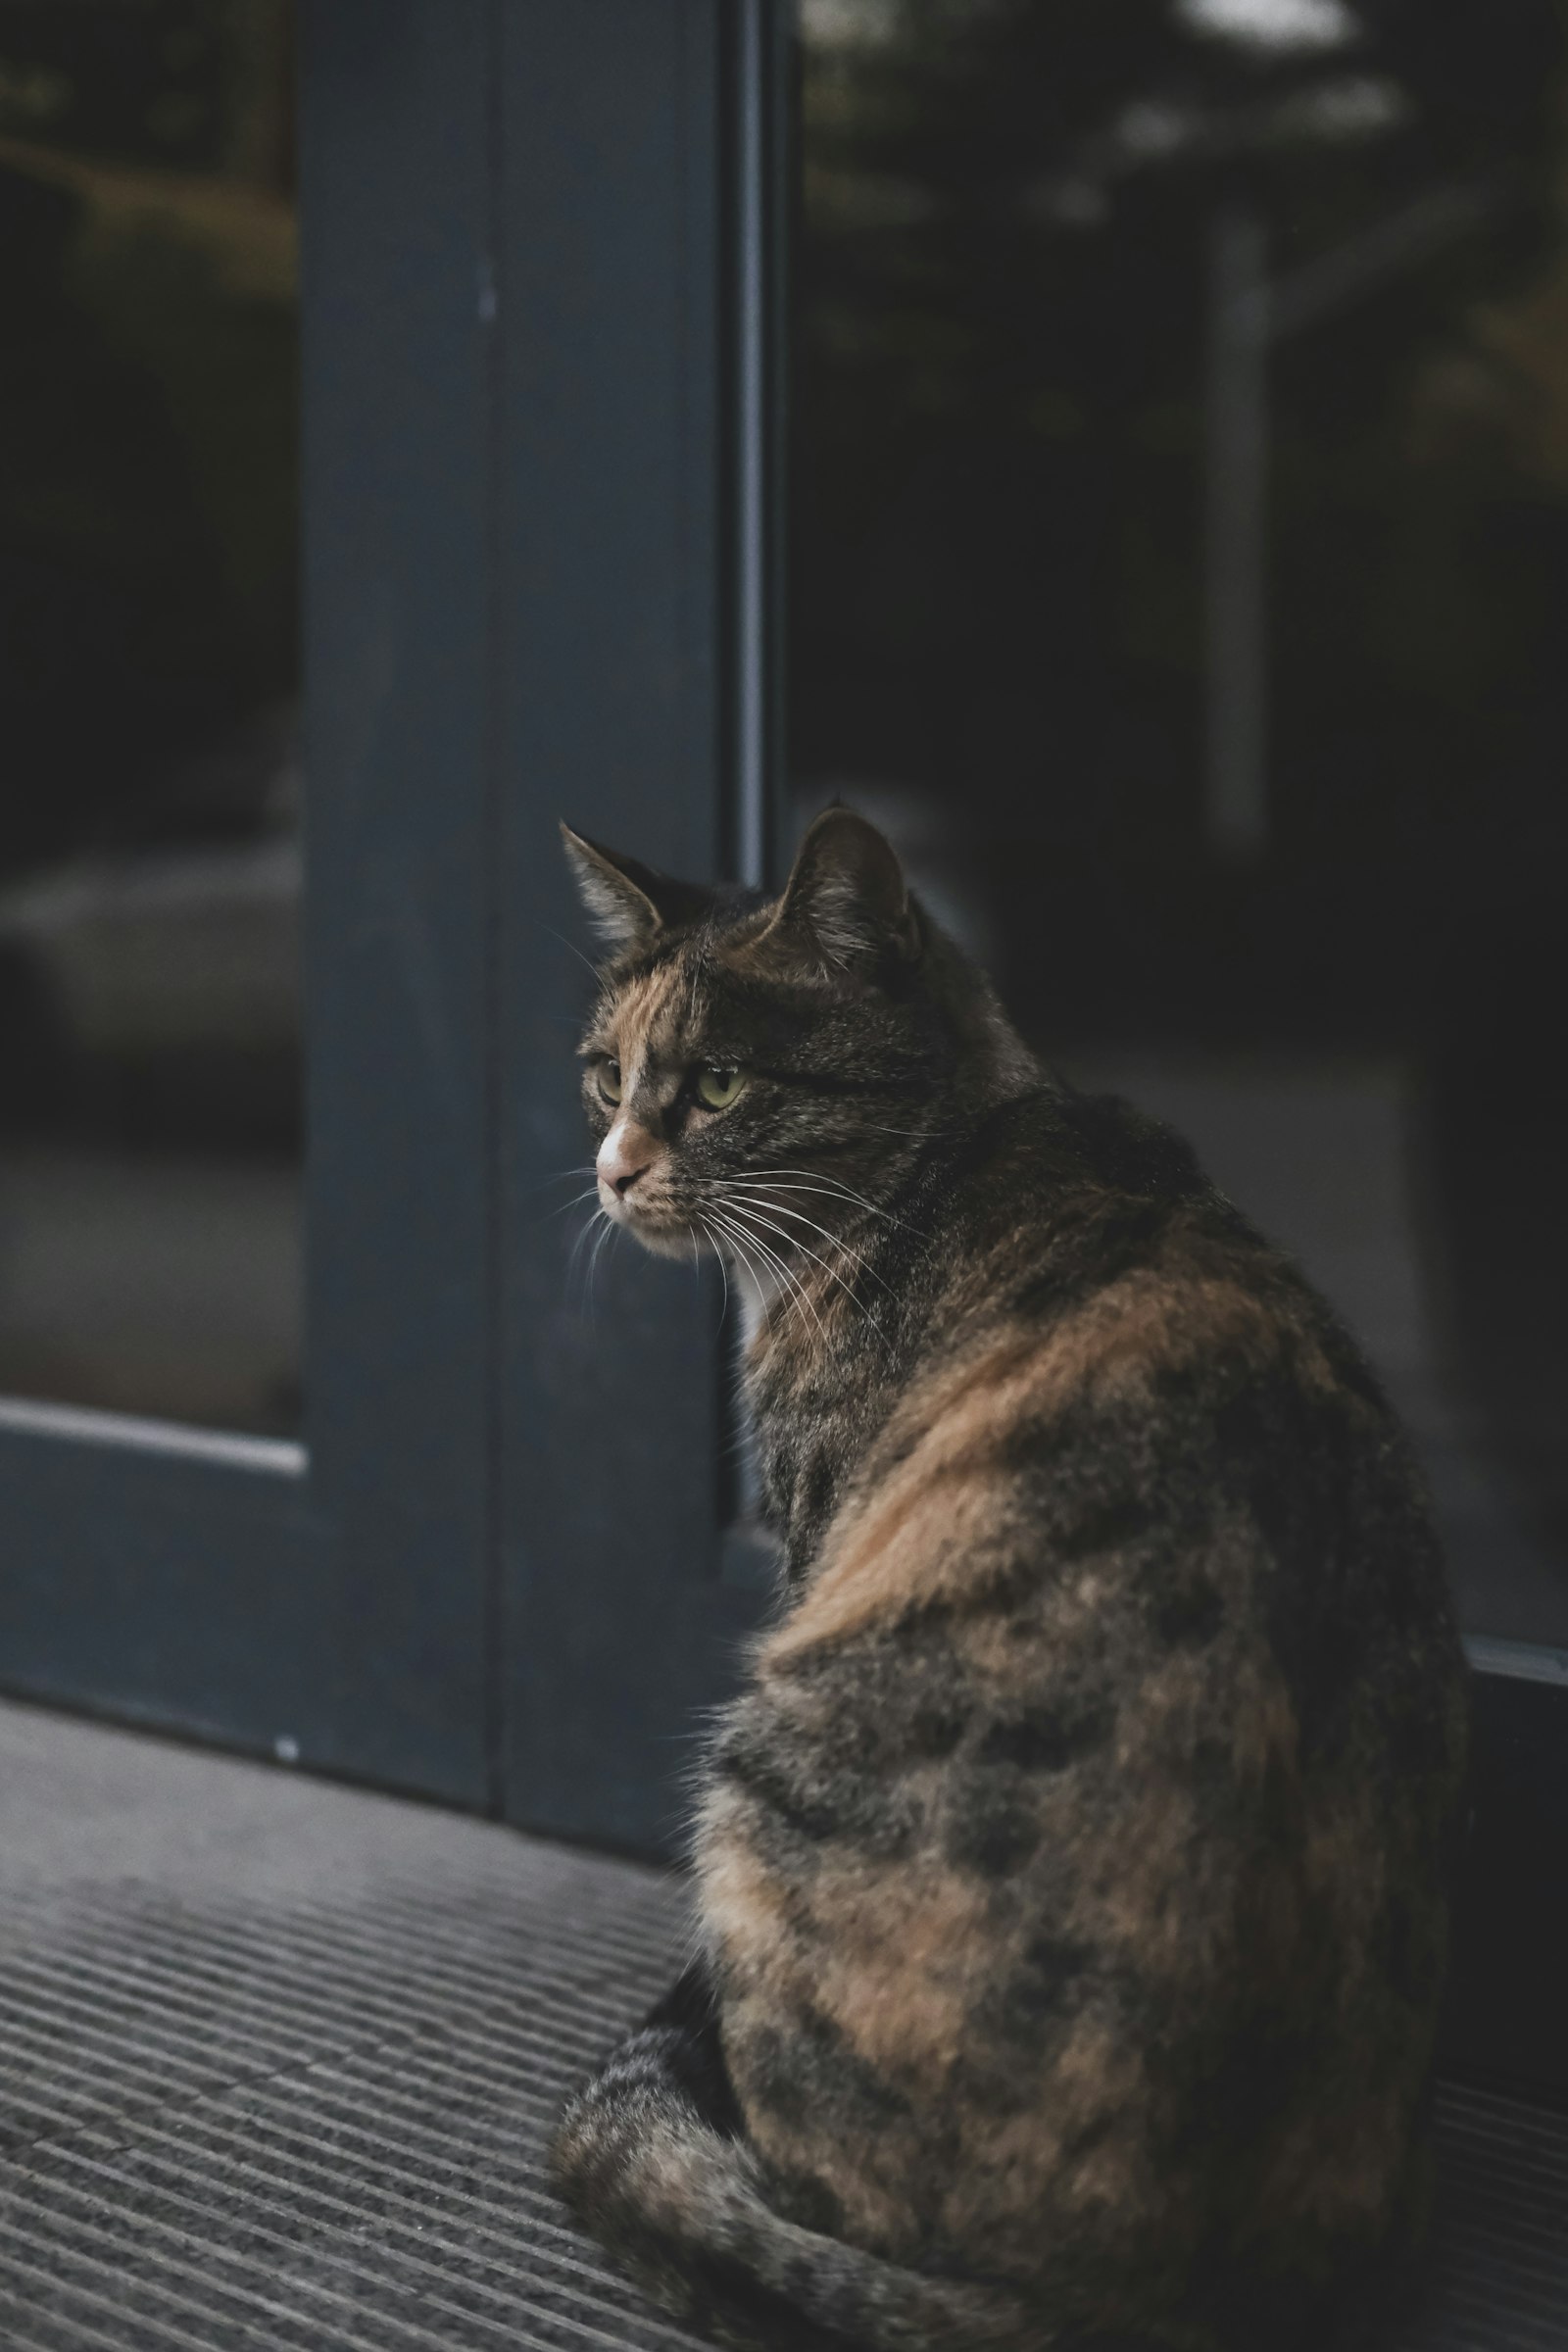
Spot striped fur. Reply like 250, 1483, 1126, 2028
550, 812, 1469, 2352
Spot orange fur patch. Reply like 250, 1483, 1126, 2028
765, 1273, 1282, 1667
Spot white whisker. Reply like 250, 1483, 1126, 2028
709, 1207, 830, 1353
856, 1118, 966, 1141
546, 925, 606, 983
710, 1206, 833, 1352
585, 1212, 616, 1315
715, 1193, 894, 1296
696, 1214, 732, 1333
566, 1205, 604, 1293
542, 1185, 603, 1223
720, 1200, 882, 1323
715, 1168, 929, 1238
705, 1211, 782, 1336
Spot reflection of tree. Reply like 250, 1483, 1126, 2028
0, 3, 292, 187
793, 0, 1568, 1030
0, 4, 296, 881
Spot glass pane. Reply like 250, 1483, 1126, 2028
0, 1, 300, 1437
790, 0, 1568, 1643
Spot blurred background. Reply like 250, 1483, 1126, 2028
0, 0, 300, 1437
1, 0, 1564, 1643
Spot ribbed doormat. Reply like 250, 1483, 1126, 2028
0, 1704, 1562, 2350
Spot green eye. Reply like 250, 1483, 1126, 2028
696, 1066, 746, 1110
597, 1060, 622, 1105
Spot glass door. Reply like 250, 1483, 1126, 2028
0, 1, 302, 1440
790, 0, 1568, 1657
0, 0, 497, 1809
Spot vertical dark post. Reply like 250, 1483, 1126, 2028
729, 0, 787, 892
298, 0, 496, 1796
497, 0, 767, 1854
1205, 207, 1269, 863
717, 0, 789, 1555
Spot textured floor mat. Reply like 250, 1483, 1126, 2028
0, 1702, 1563, 2350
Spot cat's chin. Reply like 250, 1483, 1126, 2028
612, 1204, 709, 1261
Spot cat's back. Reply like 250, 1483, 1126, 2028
782, 1080, 1439, 1645
702, 1083, 1467, 2343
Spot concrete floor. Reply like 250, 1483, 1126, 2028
0, 1698, 699, 2351
1, 1696, 1566, 2351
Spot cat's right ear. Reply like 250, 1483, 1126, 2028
750, 808, 920, 981
560, 825, 710, 957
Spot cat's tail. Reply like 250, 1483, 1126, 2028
548, 1968, 1044, 2352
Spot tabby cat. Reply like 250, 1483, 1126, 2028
549, 809, 1468, 2352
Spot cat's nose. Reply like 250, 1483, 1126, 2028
598, 1123, 653, 1198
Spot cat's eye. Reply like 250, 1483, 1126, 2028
597, 1060, 622, 1105
696, 1066, 747, 1110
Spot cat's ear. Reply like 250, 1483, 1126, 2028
560, 824, 710, 956
755, 808, 919, 979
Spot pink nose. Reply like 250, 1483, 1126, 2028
598, 1130, 652, 1198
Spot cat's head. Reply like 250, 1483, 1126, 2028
563, 808, 1034, 1264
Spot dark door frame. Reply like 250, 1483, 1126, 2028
491, 0, 784, 1856
0, 0, 501, 1807
0, 0, 783, 1833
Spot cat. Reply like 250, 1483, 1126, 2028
549, 808, 1469, 2352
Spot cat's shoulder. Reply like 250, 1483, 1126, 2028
1056, 1085, 1211, 1199
991, 1080, 1212, 1204
955, 1081, 1251, 1263
943, 1082, 1361, 1397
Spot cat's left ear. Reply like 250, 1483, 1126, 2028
755, 808, 920, 979
561, 824, 712, 956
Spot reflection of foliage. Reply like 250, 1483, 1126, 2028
0, 2, 291, 184
794, 0, 1568, 1003
76, 197, 298, 669
0, 2, 295, 881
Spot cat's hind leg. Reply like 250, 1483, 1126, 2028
550, 1959, 1043, 2352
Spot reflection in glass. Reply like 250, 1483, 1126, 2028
792, 0, 1568, 1642
0, 1, 300, 1436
